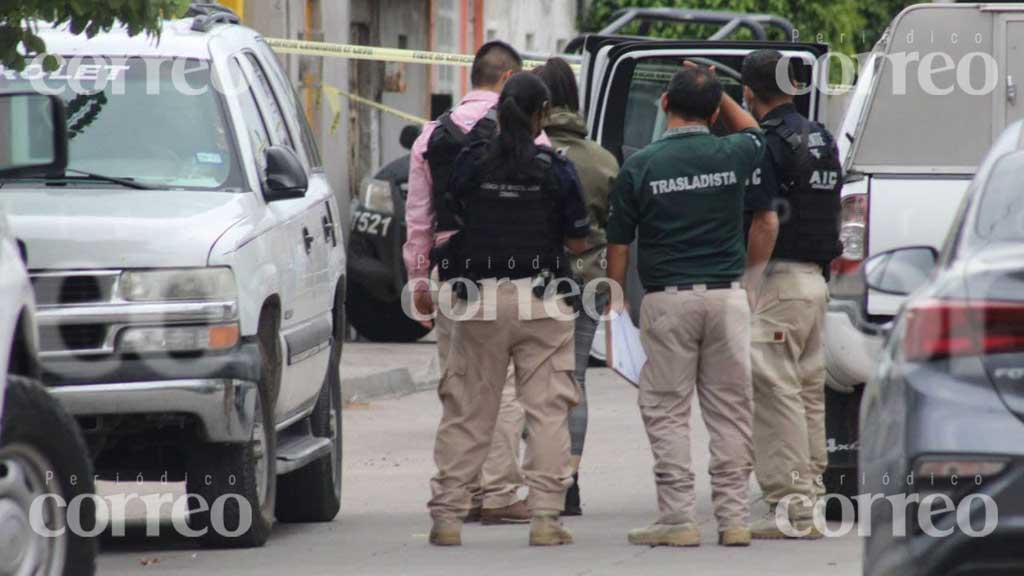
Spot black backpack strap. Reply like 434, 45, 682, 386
763, 118, 803, 153
438, 112, 469, 147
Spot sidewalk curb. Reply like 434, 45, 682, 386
341, 364, 440, 404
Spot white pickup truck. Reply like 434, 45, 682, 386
0, 92, 97, 575
823, 2, 1024, 494
1, 6, 346, 548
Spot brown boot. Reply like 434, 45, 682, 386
429, 517, 462, 547
627, 523, 701, 547
719, 526, 752, 547
529, 513, 573, 546
464, 507, 482, 523
481, 499, 531, 525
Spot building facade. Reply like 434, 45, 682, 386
223, 0, 579, 230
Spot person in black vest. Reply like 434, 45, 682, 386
740, 49, 844, 540
406, 41, 540, 525
426, 72, 590, 547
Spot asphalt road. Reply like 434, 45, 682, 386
97, 367, 861, 575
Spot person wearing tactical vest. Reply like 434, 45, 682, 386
405, 41, 548, 525
426, 72, 591, 547
607, 63, 767, 549
740, 49, 844, 540
534, 57, 621, 517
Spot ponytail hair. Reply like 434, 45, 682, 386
484, 72, 550, 178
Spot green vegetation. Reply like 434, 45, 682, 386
1, 0, 189, 71
582, 0, 918, 57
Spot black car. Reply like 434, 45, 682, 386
345, 126, 431, 342
859, 120, 1024, 575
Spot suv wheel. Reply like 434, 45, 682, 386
276, 309, 343, 522
0, 375, 97, 576
186, 315, 279, 548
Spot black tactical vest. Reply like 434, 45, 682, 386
763, 114, 844, 265
449, 147, 566, 281
424, 109, 498, 232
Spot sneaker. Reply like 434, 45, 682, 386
481, 499, 531, 525
429, 517, 462, 547
627, 523, 701, 547
750, 507, 823, 540
529, 513, 574, 546
718, 526, 752, 547
562, 473, 582, 517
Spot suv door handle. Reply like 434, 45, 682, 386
302, 227, 315, 254
322, 215, 335, 246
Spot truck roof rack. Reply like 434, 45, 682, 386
187, 3, 241, 32
565, 8, 795, 53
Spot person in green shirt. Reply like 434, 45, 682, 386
606, 63, 767, 548
535, 57, 620, 517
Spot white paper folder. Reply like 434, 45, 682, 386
605, 312, 647, 387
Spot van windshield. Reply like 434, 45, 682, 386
0, 57, 243, 191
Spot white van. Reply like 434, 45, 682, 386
824, 2, 1024, 493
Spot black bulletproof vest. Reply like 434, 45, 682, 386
424, 109, 497, 232
764, 113, 844, 265
451, 149, 566, 280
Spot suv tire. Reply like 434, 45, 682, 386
186, 314, 280, 548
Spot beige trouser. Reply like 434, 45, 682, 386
434, 291, 526, 510
637, 287, 753, 529
751, 261, 828, 515
428, 282, 579, 519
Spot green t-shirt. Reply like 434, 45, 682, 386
606, 126, 765, 289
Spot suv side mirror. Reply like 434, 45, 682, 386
862, 246, 939, 297
264, 146, 307, 201
0, 92, 68, 178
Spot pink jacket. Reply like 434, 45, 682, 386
402, 89, 549, 290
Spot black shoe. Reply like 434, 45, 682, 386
562, 473, 582, 516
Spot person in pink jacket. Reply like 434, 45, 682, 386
403, 40, 549, 525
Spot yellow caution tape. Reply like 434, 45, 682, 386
265, 37, 574, 72
319, 83, 429, 135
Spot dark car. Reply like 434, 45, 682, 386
346, 125, 431, 342
858, 120, 1024, 576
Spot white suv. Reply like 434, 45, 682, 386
1, 6, 345, 548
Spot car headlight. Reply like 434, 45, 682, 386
120, 268, 237, 302
118, 323, 240, 353
359, 178, 394, 214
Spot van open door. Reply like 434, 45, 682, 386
580, 37, 830, 320
580, 36, 829, 163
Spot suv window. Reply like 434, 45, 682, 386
241, 53, 294, 150
975, 150, 1024, 242
619, 57, 744, 157
0, 57, 244, 190
229, 59, 271, 186
254, 41, 323, 169
605, 53, 814, 160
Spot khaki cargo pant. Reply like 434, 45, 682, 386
751, 261, 828, 515
637, 287, 753, 529
428, 281, 579, 519
434, 285, 526, 511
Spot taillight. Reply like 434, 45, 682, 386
903, 299, 1024, 361
831, 192, 867, 276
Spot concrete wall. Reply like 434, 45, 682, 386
378, 0, 430, 165
482, 0, 577, 55
318, 1, 353, 233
